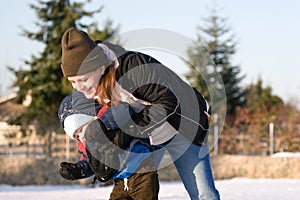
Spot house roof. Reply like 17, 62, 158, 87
0, 93, 17, 104
0, 93, 24, 122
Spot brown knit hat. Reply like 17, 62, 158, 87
61, 28, 108, 77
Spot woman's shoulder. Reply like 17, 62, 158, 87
118, 51, 160, 65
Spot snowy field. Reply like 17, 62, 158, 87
0, 178, 299, 200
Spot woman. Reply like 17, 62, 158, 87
61, 28, 220, 200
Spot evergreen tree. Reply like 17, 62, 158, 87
245, 77, 283, 114
186, 10, 245, 117
8, 0, 119, 155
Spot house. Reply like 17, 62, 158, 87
0, 93, 24, 145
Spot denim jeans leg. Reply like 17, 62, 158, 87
151, 145, 166, 169
167, 134, 220, 200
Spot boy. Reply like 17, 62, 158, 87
58, 91, 159, 199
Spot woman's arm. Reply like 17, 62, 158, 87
116, 51, 181, 135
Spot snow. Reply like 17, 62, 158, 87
1, 178, 300, 200
271, 152, 300, 157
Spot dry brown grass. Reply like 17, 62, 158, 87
0, 155, 299, 185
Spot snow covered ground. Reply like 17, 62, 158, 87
1, 178, 299, 200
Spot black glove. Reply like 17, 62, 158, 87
59, 162, 82, 180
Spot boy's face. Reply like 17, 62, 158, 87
67, 66, 105, 99
73, 119, 94, 143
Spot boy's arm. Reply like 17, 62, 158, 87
59, 141, 94, 180
59, 160, 94, 180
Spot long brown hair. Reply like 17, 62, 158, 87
95, 64, 116, 105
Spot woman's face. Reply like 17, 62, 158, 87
67, 66, 105, 99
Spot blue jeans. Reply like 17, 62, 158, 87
152, 134, 220, 200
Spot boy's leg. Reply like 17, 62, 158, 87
128, 155, 159, 200
128, 171, 159, 200
111, 155, 159, 200
109, 179, 132, 200
167, 134, 220, 200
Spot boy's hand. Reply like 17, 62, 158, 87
59, 162, 82, 180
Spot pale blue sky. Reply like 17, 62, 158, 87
1, 0, 300, 106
